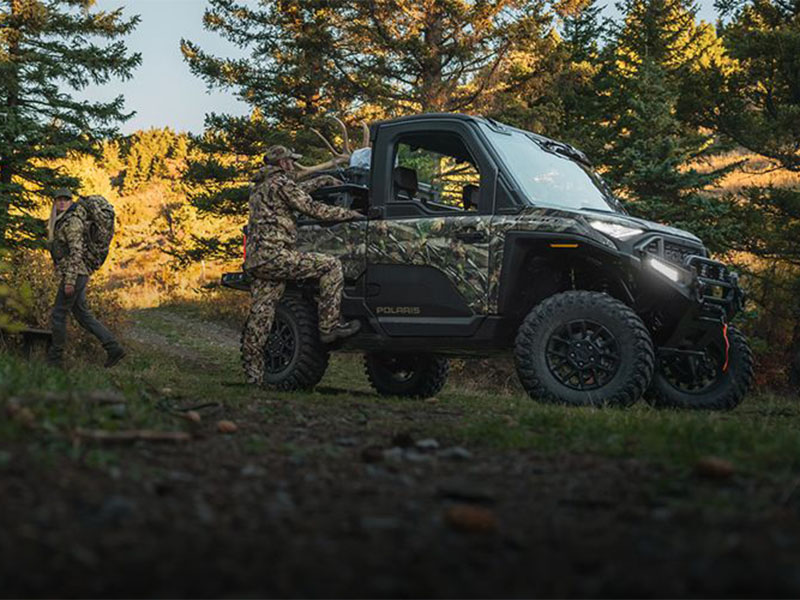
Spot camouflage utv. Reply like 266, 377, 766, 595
224, 113, 753, 410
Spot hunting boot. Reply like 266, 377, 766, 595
320, 320, 361, 344
104, 345, 127, 368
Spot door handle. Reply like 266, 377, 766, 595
455, 230, 487, 243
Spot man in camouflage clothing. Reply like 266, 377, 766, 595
47, 188, 125, 368
242, 145, 363, 386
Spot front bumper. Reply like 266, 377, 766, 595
644, 253, 744, 322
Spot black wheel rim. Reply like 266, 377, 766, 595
265, 314, 297, 376
545, 319, 621, 391
660, 344, 723, 394
376, 355, 417, 383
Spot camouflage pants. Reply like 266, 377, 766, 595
241, 248, 344, 385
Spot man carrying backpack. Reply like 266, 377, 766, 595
46, 188, 125, 368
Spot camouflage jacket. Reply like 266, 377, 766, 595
51, 206, 90, 286
244, 167, 361, 271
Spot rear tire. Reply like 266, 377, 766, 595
647, 326, 753, 410
514, 291, 654, 407
364, 353, 449, 399
241, 293, 329, 390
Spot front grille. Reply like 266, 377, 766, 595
641, 236, 705, 267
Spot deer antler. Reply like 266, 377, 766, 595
296, 116, 355, 179
360, 122, 370, 149
295, 118, 373, 180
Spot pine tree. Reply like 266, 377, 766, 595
553, 0, 609, 151
335, 0, 554, 114
179, 0, 557, 262
0, 0, 140, 247
595, 0, 734, 248
703, 0, 800, 371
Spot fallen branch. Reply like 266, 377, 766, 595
74, 428, 191, 444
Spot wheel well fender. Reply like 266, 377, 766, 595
496, 232, 633, 321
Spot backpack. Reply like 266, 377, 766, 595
75, 195, 116, 271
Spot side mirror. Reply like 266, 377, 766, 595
368, 206, 384, 220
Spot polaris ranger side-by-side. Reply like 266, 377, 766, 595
223, 113, 753, 409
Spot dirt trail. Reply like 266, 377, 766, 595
126, 307, 241, 365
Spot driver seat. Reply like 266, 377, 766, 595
393, 166, 418, 201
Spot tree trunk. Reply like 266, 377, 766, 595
419, 12, 446, 112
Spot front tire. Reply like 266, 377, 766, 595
364, 353, 449, 399
647, 326, 753, 410
241, 293, 329, 390
515, 291, 655, 407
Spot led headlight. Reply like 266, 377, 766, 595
589, 220, 643, 240
648, 257, 681, 282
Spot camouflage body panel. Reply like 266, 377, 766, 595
296, 206, 614, 317
487, 207, 614, 313
366, 216, 491, 313
297, 222, 367, 282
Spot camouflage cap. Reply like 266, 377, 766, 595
263, 145, 302, 166
52, 188, 73, 200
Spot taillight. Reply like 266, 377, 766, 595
242, 233, 247, 261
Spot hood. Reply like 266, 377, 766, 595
604, 213, 702, 243
566, 208, 703, 244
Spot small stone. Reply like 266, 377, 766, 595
365, 464, 391, 478
183, 410, 202, 424
336, 436, 358, 447
444, 504, 498, 534
217, 420, 238, 434
404, 449, 433, 463
415, 438, 440, 451
695, 456, 735, 479
439, 447, 473, 461
240, 464, 265, 478
382, 447, 404, 462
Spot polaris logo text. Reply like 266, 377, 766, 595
376, 306, 422, 315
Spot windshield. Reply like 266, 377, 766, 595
482, 125, 619, 213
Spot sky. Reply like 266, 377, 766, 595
85, 0, 252, 134
86, 0, 719, 135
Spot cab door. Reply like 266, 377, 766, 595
365, 119, 497, 336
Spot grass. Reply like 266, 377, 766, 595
2, 308, 800, 483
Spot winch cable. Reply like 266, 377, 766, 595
722, 321, 731, 373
